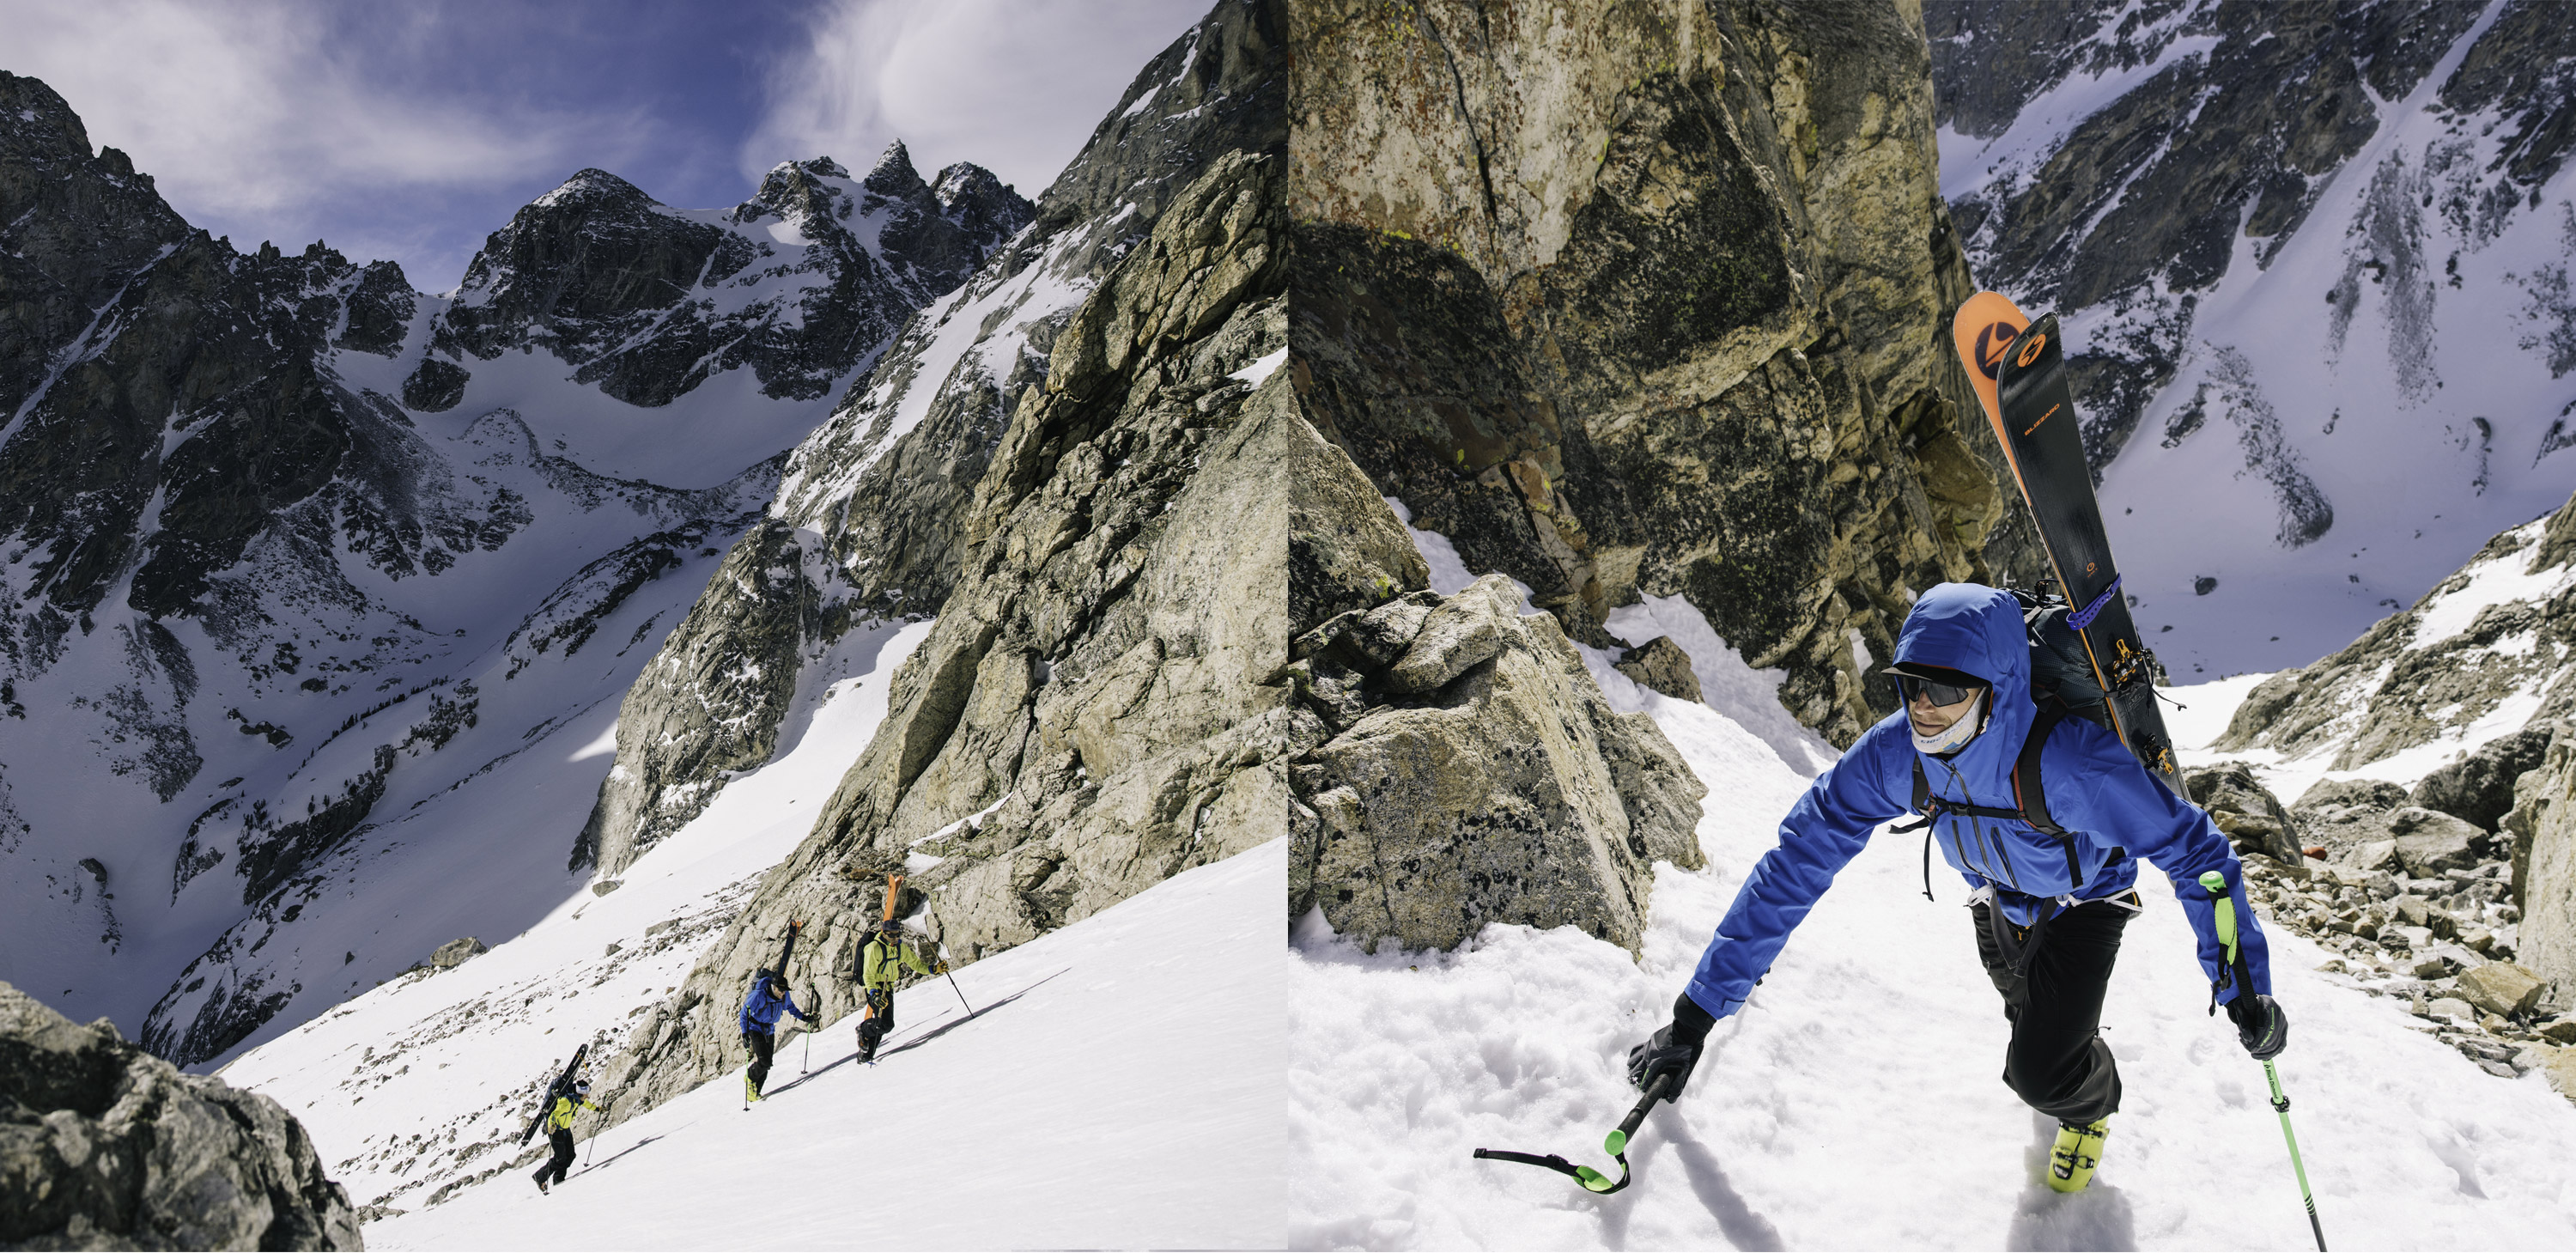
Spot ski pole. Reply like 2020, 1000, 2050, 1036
1473, 1072, 1674, 1195
803, 987, 815, 1074
2202, 871, 2325, 1252
944, 968, 974, 1019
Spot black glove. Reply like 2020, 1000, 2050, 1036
1625, 993, 1716, 1103
2226, 993, 2288, 1060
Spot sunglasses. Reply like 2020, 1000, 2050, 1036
1894, 674, 1984, 708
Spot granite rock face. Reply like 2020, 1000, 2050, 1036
1289, 0, 2034, 750
1288, 575, 1708, 953
576, 0, 1286, 875
594, 136, 1294, 1122
0, 981, 360, 1250
2500, 727, 2576, 991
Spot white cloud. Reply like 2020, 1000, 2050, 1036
746, 0, 1210, 198
0, 0, 632, 240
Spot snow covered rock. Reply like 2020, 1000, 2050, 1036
2219, 496, 2576, 776
1291, 574, 1707, 954
427, 938, 485, 970
1291, 0, 2032, 750
0, 982, 360, 1250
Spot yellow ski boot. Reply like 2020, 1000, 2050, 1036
745, 1074, 762, 1104
2047, 1118, 2107, 1192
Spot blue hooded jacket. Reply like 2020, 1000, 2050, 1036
1684, 582, 2271, 1019
738, 978, 812, 1036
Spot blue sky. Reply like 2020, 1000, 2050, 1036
1, 0, 1211, 291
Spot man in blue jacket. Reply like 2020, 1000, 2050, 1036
1627, 583, 2287, 1192
738, 973, 813, 1103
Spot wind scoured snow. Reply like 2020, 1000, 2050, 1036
362, 838, 1285, 1250
1290, 587, 2576, 1250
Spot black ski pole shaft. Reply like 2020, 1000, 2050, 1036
2202, 872, 2325, 1251
803, 986, 814, 1074
945, 969, 974, 1018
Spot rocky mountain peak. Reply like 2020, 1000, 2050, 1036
860, 138, 923, 195
0, 69, 94, 161
931, 161, 1036, 242
744, 155, 855, 227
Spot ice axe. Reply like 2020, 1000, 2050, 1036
2202, 870, 2325, 1252
1473, 1072, 1674, 1195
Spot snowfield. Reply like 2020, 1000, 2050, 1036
1288, 588, 2576, 1250
369, 839, 1285, 1251
223, 611, 1283, 1248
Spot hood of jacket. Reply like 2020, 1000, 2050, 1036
1893, 583, 2034, 783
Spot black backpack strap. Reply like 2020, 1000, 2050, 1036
2012, 709, 2083, 888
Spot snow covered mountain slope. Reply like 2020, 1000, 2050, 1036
356, 839, 1282, 1250
0, 69, 1024, 1069
216, 621, 934, 1221
1287, 596, 2576, 1250
1930, 0, 2576, 678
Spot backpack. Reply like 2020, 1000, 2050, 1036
1893, 586, 2124, 897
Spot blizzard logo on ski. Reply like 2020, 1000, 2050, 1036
1972, 322, 2020, 380
2022, 402, 2062, 437
2015, 333, 2048, 368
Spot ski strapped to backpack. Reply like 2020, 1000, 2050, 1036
518, 1043, 590, 1146
1474, 1072, 1674, 1195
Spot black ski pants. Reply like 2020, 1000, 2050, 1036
1970, 895, 2132, 1126
535, 1127, 575, 1187
744, 1028, 777, 1092
857, 987, 895, 1055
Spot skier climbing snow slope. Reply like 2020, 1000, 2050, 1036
1288, 573, 2576, 1249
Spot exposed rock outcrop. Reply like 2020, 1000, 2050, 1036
2218, 501, 2576, 770
2183, 761, 2302, 864
1288, 575, 1707, 953
594, 136, 1291, 1122
1289, 0, 2035, 749
0, 982, 360, 1250
575, 0, 1285, 875
2500, 727, 2576, 993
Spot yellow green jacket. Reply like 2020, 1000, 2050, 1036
545, 1094, 597, 1132
860, 935, 933, 990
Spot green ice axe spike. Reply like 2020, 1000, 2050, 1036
1473, 1072, 1674, 1195
2202, 870, 2327, 1252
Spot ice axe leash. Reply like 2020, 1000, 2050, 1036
1473, 1072, 1674, 1195
2202, 870, 2325, 1252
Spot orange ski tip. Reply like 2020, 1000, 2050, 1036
1951, 291, 2031, 437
